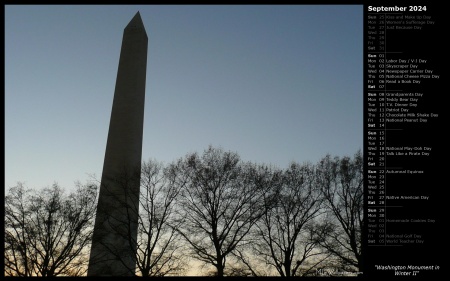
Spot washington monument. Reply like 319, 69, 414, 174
88, 12, 147, 276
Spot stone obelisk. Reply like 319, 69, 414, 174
88, 12, 147, 276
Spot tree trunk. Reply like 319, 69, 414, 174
216, 256, 225, 277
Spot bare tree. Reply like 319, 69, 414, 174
135, 159, 187, 276
169, 146, 272, 276
251, 162, 328, 276
229, 163, 283, 277
88, 160, 187, 276
315, 150, 363, 272
5, 182, 97, 276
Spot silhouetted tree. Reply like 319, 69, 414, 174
5, 182, 97, 276
89, 160, 187, 276
88, 165, 141, 276
251, 162, 328, 276
169, 146, 273, 276
229, 164, 283, 277
135, 159, 187, 276
315, 150, 363, 272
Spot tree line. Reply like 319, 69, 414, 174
5, 146, 363, 276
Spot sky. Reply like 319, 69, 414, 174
5, 5, 363, 192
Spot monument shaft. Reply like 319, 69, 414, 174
88, 12, 147, 276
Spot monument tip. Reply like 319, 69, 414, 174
125, 11, 147, 34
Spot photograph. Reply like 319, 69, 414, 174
4, 3, 441, 278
